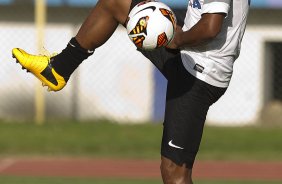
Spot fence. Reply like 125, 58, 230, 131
0, 1, 282, 125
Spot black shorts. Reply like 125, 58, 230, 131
141, 48, 226, 168
129, 1, 227, 168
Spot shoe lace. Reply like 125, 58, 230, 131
39, 47, 58, 63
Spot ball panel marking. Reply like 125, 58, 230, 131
126, 1, 176, 50
157, 32, 168, 48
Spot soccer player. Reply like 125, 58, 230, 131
12, 0, 250, 183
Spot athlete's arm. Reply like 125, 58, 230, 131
168, 13, 225, 49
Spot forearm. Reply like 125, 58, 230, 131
173, 13, 225, 48
177, 24, 215, 47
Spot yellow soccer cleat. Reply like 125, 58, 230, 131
12, 48, 67, 92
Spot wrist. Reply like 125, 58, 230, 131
175, 32, 183, 48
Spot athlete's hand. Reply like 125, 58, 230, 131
166, 25, 183, 49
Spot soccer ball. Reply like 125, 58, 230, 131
126, 0, 177, 50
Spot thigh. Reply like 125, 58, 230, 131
161, 62, 227, 168
139, 48, 180, 78
76, 0, 131, 49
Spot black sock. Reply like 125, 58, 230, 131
51, 37, 94, 80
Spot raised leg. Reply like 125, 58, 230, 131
11, 0, 133, 91
76, 0, 132, 49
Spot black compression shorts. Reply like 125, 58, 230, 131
129, 0, 227, 168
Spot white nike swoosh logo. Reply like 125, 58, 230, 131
134, 6, 156, 16
69, 42, 94, 54
168, 140, 184, 150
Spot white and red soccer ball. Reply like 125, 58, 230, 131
126, 0, 177, 50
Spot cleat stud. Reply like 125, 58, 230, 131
16, 60, 19, 63
12, 54, 15, 58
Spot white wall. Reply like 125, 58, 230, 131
1, 22, 282, 125
0, 23, 153, 122
0, 23, 75, 120
207, 25, 282, 126
77, 26, 154, 122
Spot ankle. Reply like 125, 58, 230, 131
51, 37, 95, 78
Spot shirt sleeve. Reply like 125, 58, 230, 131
202, 0, 231, 16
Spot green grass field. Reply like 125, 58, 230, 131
0, 121, 282, 183
0, 177, 160, 184
0, 121, 281, 161
0, 176, 281, 184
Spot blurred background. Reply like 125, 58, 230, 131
0, 0, 282, 184
0, 0, 282, 126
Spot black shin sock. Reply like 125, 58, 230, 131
51, 37, 94, 80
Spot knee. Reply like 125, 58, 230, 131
160, 157, 193, 184
160, 160, 170, 179
98, 0, 131, 23
96, 0, 117, 13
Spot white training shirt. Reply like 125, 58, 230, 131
181, 0, 250, 88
